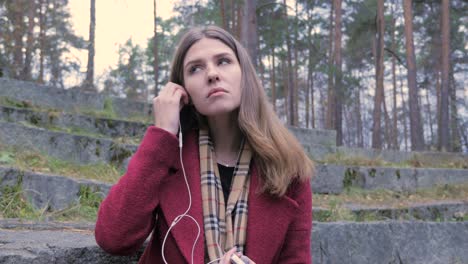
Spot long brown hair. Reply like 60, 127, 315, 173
170, 25, 314, 197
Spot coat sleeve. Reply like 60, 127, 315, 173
277, 179, 313, 263
95, 126, 180, 255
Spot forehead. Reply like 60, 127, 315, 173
184, 38, 236, 63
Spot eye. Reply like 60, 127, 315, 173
188, 65, 202, 74
218, 57, 231, 65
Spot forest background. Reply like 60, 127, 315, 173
0, 0, 466, 153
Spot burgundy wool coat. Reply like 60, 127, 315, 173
95, 126, 312, 263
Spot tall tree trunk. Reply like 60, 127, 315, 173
326, 1, 335, 130
270, 49, 277, 112
425, 89, 434, 146
84, 0, 96, 91
356, 86, 363, 147
22, 1, 36, 81
293, 0, 299, 126
220, 0, 227, 30
449, 69, 461, 152
236, 1, 242, 40
307, 6, 315, 129
38, 0, 46, 84
283, 0, 295, 126
230, 0, 236, 34
391, 5, 398, 150
372, 0, 385, 149
403, 0, 425, 151
153, 0, 159, 96
334, 0, 342, 145
282, 61, 288, 120
241, 0, 257, 66
11, 1, 25, 79
383, 89, 392, 149
439, 0, 450, 151
399, 65, 409, 151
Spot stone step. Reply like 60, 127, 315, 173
0, 221, 467, 263
0, 166, 111, 211
0, 105, 337, 152
0, 120, 334, 171
2, 166, 468, 217
312, 163, 468, 194
0, 228, 140, 264
0, 77, 148, 119
313, 200, 468, 222
0, 121, 136, 167
0, 105, 148, 139
336, 146, 468, 166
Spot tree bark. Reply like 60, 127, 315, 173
424, 89, 434, 146
334, 0, 342, 145
391, 4, 398, 149
449, 68, 461, 152
399, 65, 409, 151
10, 1, 25, 79
283, 0, 295, 126
38, 0, 46, 84
22, 1, 36, 81
326, 1, 335, 130
356, 86, 363, 148
220, 0, 227, 30
403, 0, 425, 150
270, 50, 277, 112
293, 0, 299, 126
371, 0, 385, 149
241, 0, 257, 66
439, 0, 450, 151
84, 0, 96, 91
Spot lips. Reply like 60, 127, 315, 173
207, 88, 228, 98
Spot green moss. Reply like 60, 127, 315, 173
395, 169, 401, 179
343, 168, 357, 191
0, 96, 33, 108
368, 168, 376, 178
110, 142, 133, 166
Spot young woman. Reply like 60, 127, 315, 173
95, 25, 314, 264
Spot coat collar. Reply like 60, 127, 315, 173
159, 131, 299, 263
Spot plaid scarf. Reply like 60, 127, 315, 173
199, 129, 252, 262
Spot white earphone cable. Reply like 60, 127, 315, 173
161, 121, 201, 264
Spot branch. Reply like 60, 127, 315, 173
384, 47, 406, 69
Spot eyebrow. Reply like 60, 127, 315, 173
184, 52, 233, 71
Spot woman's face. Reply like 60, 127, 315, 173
182, 37, 242, 117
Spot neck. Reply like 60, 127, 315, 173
207, 113, 242, 157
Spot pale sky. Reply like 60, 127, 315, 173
67, 0, 175, 85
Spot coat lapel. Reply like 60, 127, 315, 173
245, 164, 300, 263
159, 130, 204, 264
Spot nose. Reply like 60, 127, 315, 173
207, 64, 220, 84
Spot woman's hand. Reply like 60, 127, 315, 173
218, 247, 256, 264
153, 82, 189, 135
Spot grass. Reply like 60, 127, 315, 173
0, 176, 42, 219
48, 185, 103, 222
0, 181, 102, 222
320, 151, 468, 169
314, 184, 468, 222
0, 145, 123, 183
314, 184, 468, 209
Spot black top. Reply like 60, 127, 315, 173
217, 163, 234, 203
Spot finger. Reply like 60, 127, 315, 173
222, 247, 237, 263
